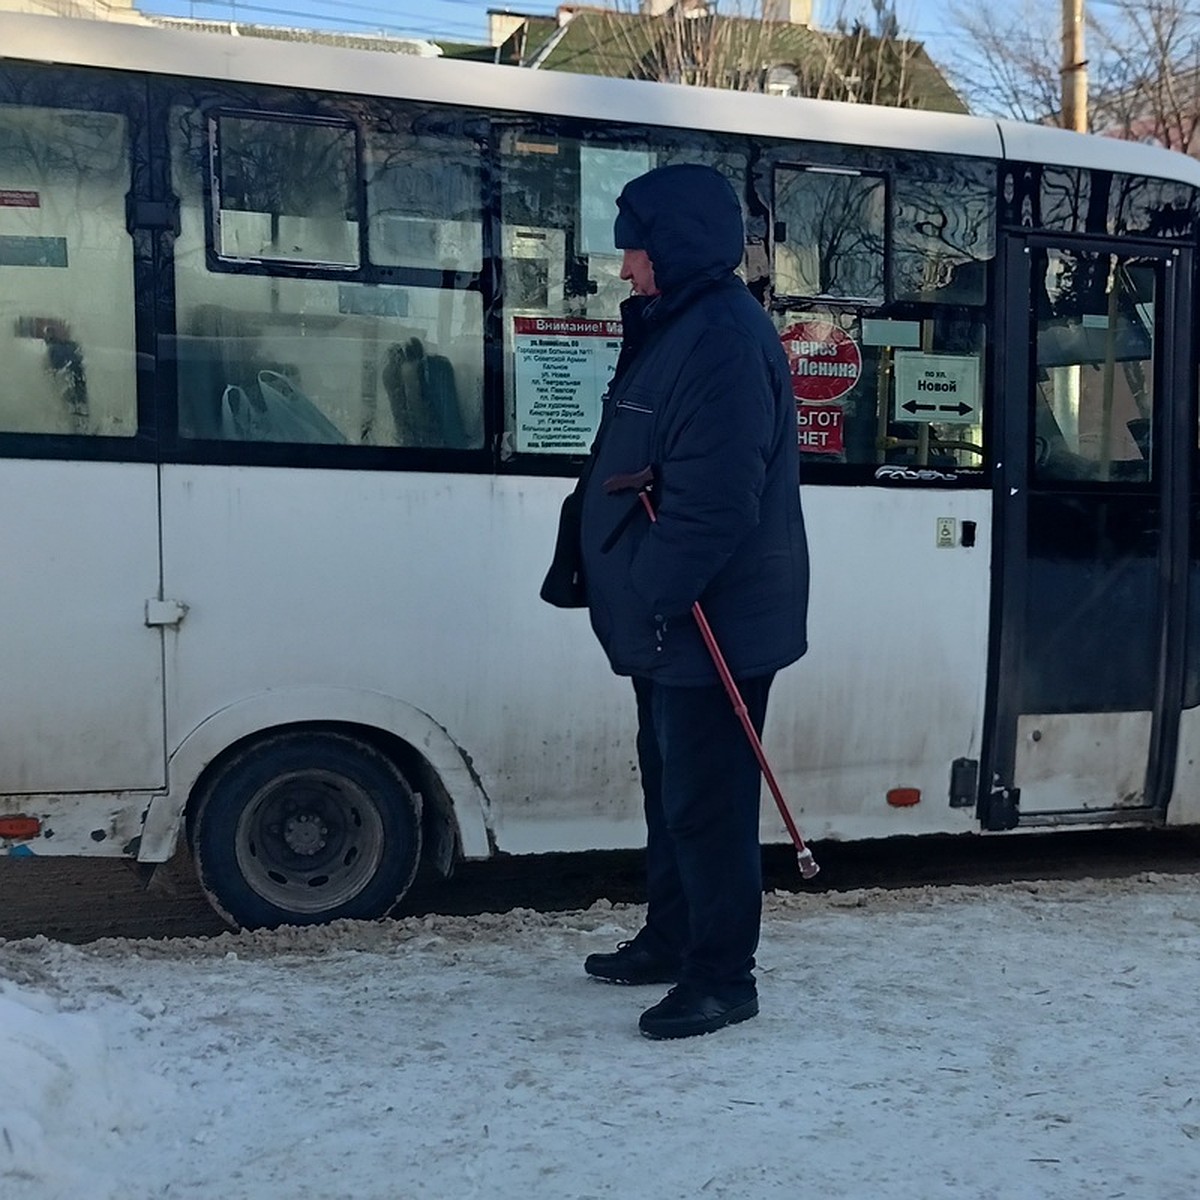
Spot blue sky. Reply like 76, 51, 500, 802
137, 0, 958, 50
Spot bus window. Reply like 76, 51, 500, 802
892, 156, 993, 307
773, 166, 886, 304
0, 105, 136, 437
212, 113, 359, 268
364, 114, 482, 273
1032, 248, 1155, 484
1110, 176, 1200, 240
173, 287, 484, 449
770, 151, 992, 472
1042, 166, 1200, 242
169, 102, 484, 450
498, 129, 749, 456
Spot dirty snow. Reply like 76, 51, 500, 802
2, 874, 1200, 1199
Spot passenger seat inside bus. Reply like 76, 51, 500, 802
176, 304, 345, 444
382, 337, 467, 448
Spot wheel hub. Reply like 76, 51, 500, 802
282, 812, 328, 856
230, 759, 398, 916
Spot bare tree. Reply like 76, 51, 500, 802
820, 0, 924, 106
1091, 0, 1200, 154
948, 0, 1200, 153
554, 0, 933, 108
945, 1, 1063, 124
588, 1, 779, 91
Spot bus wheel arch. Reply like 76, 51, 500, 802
190, 725, 424, 929
141, 691, 491, 924
183, 721, 465, 893
147, 691, 490, 859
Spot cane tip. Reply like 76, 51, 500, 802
796, 848, 819, 880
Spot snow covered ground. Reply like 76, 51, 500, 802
2, 872, 1199, 1200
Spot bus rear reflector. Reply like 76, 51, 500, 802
886, 788, 921, 807
0, 816, 40, 840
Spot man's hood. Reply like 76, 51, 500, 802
613, 164, 743, 293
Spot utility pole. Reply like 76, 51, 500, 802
1061, 0, 1088, 132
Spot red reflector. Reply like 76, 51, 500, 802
0, 816, 41, 840
887, 788, 921, 807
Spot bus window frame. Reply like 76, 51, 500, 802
162, 81, 494, 470
769, 162, 891, 309
763, 148, 996, 488
207, 108, 364, 274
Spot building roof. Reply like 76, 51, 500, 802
466, 9, 964, 113
148, 16, 443, 58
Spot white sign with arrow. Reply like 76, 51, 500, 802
893, 352, 980, 425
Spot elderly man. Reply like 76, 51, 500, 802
562, 163, 810, 1040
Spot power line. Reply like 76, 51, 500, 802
150, 2, 1160, 51
156, 0, 966, 38
149, 0, 488, 38
148, 0, 499, 38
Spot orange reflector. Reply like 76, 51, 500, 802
887, 788, 921, 808
0, 816, 41, 840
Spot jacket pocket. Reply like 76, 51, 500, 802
614, 383, 660, 417
601, 386, 659, 488
616, 397, 653, 415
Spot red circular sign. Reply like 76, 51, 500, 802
780, 320, 862, 402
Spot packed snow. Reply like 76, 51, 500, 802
2, 873, 1200, 1199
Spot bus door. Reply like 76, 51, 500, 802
986, 234, 1192, 827
0, 78, 168, 797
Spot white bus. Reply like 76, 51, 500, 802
1, 13, 1198, 928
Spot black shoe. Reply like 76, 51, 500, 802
584, 940, 680, 985
638, 985, 759, 1040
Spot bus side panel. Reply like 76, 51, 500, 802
1169, 710, 1200, 827
158, 466, 644, 848
0, 460, 165, 796
498, 486, 994, 852
759, 486, 991, 845
160, 468, 990, 853
0, 791, 151, 857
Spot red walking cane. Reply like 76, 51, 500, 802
629, 484, 819, 880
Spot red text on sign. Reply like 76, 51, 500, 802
797, 403, 844, 455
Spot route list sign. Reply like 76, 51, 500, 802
514, 316, 622, 453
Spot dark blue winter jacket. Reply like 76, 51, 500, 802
579, 164, 809, 686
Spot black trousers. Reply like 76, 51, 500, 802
632, 672, 774, 998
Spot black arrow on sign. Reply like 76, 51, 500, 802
902, 400, 973, 417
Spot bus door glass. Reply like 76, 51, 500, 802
0, 81, 166, 794
998, 236, 1188, 819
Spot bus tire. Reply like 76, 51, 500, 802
191, 729, 422, 929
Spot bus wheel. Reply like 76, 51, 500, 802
191, 730, 422, 929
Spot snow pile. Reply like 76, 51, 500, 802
1, 939, 172, 1200
1, 983, 122, 1199
1, 876, 1199, 1199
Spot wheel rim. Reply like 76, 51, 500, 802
234, 768, 387, 914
